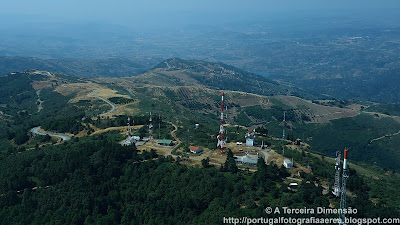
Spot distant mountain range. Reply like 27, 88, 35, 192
2, 54, 400, 103
290, 68, 400, 103
0, 56, 158, 78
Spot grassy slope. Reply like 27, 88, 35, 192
119, 81, 400, 173
129, 58, 317, 99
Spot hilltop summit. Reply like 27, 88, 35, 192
132, 58, 314, 99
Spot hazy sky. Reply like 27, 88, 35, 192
2, 0, 399, 14
1, 0, 399, 27
1, 0, 399, 59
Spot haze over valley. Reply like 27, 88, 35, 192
1, 1, 400, 224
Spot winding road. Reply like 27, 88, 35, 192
165, 61, 172, 69
31, 126, 72, 141
369, 130, 400, 144
87, 88, 117, 116
169, 122, 181, 146
125, 87, 136, 97
36, 90, 43, 112
60, 84, 117, 116
31, 85, 117, 142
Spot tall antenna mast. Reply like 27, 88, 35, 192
282, 111, 286, 155
332, 151, 341, 197
127, 117, 131, 136
187, 128, 190, 147
282, 111, 286, 140
149, 112, 153, 140
339, 149, 349, 225
158, 113, 161, 140
284, 111, 286, 122
217, 92, 227, 153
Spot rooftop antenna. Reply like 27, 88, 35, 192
217, 92, 227, 154
339, 149, 349, 225
332, 151, 341, 197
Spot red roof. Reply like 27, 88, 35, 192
189, 146, 199, 151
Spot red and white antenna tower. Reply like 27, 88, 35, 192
149, 112, 153, 140
217, 92, 227, 153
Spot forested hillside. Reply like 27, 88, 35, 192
1, 68, 400, 224
0, 134, 397, 224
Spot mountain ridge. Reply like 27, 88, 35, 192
0, 56, 158, 78
129, 58, 317, 99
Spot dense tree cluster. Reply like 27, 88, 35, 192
108, 97, 134, 105
41, 113, 85, 134
1, 133, 396, 224
220, 149, 238, 173
0, 135, 323, 224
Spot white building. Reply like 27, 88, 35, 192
121, 136, 140, 146
234, 152, 258, 165
283, 159, 293, 168
288, 183, 298, 190
132, 136, 140, 141
245, 129, 255, 146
